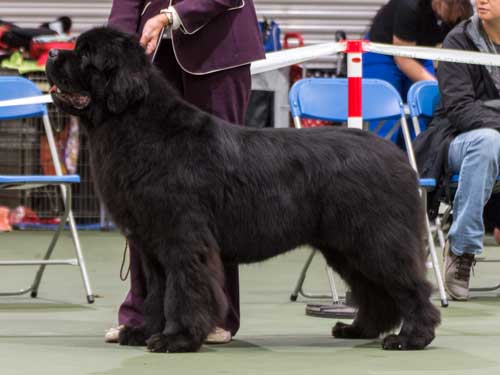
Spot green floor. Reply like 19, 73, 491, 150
1, 230, 500, 375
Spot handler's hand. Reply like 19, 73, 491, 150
140, 14, 169, 55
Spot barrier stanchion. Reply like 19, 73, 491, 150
304, 39, 364, 321
346, 40, 364, 129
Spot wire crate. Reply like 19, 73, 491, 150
0, 70, 102, 228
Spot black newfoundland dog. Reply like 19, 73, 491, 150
46, 27, 440, 353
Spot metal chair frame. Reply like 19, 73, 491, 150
0, 76, 94, 303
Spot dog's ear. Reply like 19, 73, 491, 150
93, 34, 150, 114
106, 68, 150, 114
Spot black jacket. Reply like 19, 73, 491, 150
414, 19, 500, 204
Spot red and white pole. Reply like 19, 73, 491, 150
345, 40, 364, 129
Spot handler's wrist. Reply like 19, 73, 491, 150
160, 9, 174, 28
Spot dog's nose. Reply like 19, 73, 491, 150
48, 49, 59, 59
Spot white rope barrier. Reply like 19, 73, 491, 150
3, 40, 500, 108
250, 42, 345, 75
0, 42, 346, 108
366, 42, 500, 67
0, 94, 52, 108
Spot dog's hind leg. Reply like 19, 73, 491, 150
337, 246, 439, 350
381, 278, 440, 350
331, 275, 439, 350
322, 251, 401, 340
363, 228, 440, 350
331, 281, 401, 340
322, 245, 440, 349
145, 234, 228, 353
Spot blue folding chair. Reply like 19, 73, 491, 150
407, 80, 441, 137
289, 78, 448, 307
0, 76, 94, 303
408, 80, 500, 293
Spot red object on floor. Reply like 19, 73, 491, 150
0, 206, 12, 232
494, 228, 500, 246
8, 206, 60, 226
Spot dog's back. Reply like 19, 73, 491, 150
213, 125, 421, 265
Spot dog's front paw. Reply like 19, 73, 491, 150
118, 325, 148, 346
146, 333, 169, 353
146, 332, 203, 353
382, 334, 430, 350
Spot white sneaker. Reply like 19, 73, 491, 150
205, 327, 232, 344
104, 325, 124, 343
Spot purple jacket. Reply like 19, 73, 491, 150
108, 0, 265, 74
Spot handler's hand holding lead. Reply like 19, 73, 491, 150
140, 14, 169, 55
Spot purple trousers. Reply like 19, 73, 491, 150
117, 39, 252, 336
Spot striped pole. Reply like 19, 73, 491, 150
346, 40, 364, 129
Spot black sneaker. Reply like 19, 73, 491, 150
443, 241, 475, 301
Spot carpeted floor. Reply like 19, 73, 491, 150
1, 230, 500, 375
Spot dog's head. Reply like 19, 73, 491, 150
45, 27, 150, 118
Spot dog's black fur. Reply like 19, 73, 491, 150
46, 27, 440, 353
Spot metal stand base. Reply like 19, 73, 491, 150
305, 292, 357, 319
306, 302, 357, 319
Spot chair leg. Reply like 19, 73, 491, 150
30, 183, 72, 298
435, 217, 446, 250
290, 249, 338, 302
425, 215, 448, 307
29, 186, 94, 303
326, 266, 340, 303
290, 249, 316, 301
417, 188, 448, 307
41, 115, 94, 303
68, 210, 94, 303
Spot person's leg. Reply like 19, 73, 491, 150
448, 128, 500, 255
182, 64, 252, 337
445, 128, 500, 299
117, 240, 146, 327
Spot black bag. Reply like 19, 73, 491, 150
0, 27, 56, 50
484, 192, 500, 232
245, 90, 274, 128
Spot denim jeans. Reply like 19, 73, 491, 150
448, 128, 500, 256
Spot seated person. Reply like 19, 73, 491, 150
364, 0, 472, 101
414, 3, 500, 301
